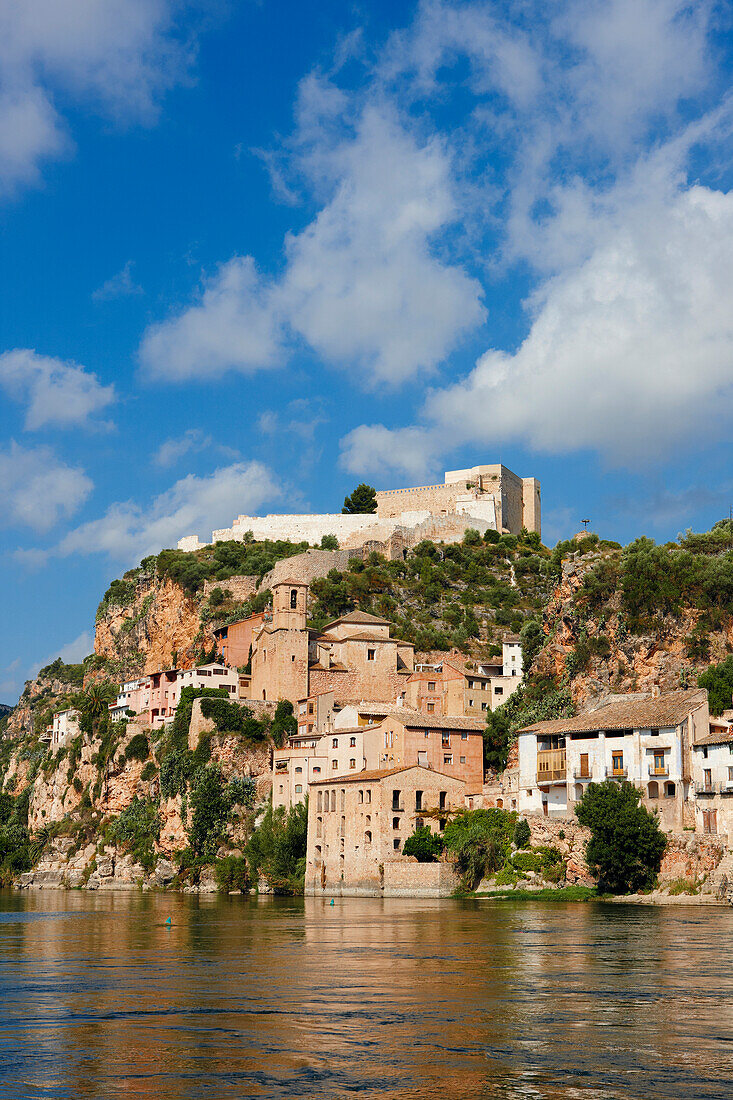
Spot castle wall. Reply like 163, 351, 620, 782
376, 483, 459, 518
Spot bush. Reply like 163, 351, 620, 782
199, 698, 270, 740
214, 855, 249, 893
575, 780, 666, 894
226, 776, 256, 808
698, 656, 733, 716
513, 819, 531, 848
188, 765, 230, 861
443, 809, 516, 890
402, 826, 444, 863
141, 761, 158, 782
511, 851, 543, 873
107, 797, 161, 870
320, 534, 339, 550
245, 801, 308, 893
124, 733, 150, 762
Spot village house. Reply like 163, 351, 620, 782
109, 677, 150, 721
305, 765, 465, 896
248, 580, 415, 706
214, 613, 265, 670
404, 640, 523, 717
516, 689, 710, 830
296, 689, 335, 737
43, 709, 81, 749
690, 714, 733, 839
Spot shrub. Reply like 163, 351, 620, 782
245, 801, 308, 894
159, 747, 191, 799
513, 819, 531, 848
226, 776, 256, 808
402, 826, 444, 863
320, 534, 339, 550
124, 733, 150, 762
188, 765, 230, 861
215, 855, 249, 893
199, 698, 270, 740
443, 809, 515, 890
511, 851, 543, 873
575, 780, 666, 894
141, 761, 158, 782
667, 877, 699, 896
698, 656, 733, 716
107, 797, 161, 870
493, 867, 519, 887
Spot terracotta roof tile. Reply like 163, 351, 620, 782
520, 690, 707, 735
309, 765, 464, 786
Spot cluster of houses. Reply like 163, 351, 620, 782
42, 577, 733, 895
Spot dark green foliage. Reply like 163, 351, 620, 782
207, 586, 226, 609
36, 657, 86, 687
124, 733, 150, 762
271, 700, 297, 747
226, 776, 256, 807
96, 578, 137, 619
214, 855, 249, 892
484, 678, 574, 771
171, 686, 229, 747
107, 797, 161, 870
189, 765, 230, 860
0, 790, 31, 881
443, 809, 516, 890
519, 619, 544, 672
575, 780, 666, 894
402, 826, 444, 862
513, 819, 531, 848
199, 698, 270, 740
698, 656, 733, 716
159, 748, 191, 799
320, 534, 339, 550
141, 760, 158, 782
342, 483, 377, 514
245, 801, 308, 893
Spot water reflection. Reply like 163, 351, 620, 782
0, 891, 732, 1098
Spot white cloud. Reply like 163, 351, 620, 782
54, 630, 94, 665
92, 260, 143, 302
139, 256, 283, 380
339, 424, 439, 483
0, 348, 115, 430
57, 460, 279, 564
0, 0, 196, 195
141, 105, 485, 386
153, 428, 212, 467
0, 441, 93, 531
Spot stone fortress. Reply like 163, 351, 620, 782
178, 464, 541, 556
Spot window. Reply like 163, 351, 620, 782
340, 815, 345, 836
702, 746, 709, 759
392, 789, 401, 810
317, 791, 322, 811
330, 791, 336, 811
350, 737, 356, 747
444, 754, 453, 765
460, 756, 466, 764
705, 768, 712, 789
290, 588, 298, 609
468, 699, 474, 707
332, 760, 338, 770
461, 732, 468, 740
653, 752, 665, 773
427, 703, 435, 713
295, 766, 303, 774
393, 817, 400, 830
649, 728, 659, 737
494, 686, 503, 695
365, 831, 372, 844
728, 767, 733, 782
340, 789, 345, 811
295, 784, 303, 794
313, 767, 321, 774
481, 702, 488, 711
612, 753, 624, 775
291, 655, 295, 662
332, 738, 338, 748
439, 818, 446, 831
316, 817, 322, 837
366, 789, 372, 803
439, 791, 446, 810
424, 730, 430, 738
428, 681, 436, 691
415, 790, 423, 811
367, 648, 375, 661
416, 817, 424, 828
393, 838, 400, 851
349, 758, 356, 769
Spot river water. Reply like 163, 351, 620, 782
0, 891, 732, 1099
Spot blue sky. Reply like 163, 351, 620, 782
2, 0, 733, 703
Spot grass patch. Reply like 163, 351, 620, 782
469, 885, 598, 902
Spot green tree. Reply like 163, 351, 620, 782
698, 655, 733, 716
245, 801, 308, 893
342, 483, 377, 514
443, 809, 515, 890
189, 765, 230, 860
513, 819, 531, 848
402, 826, 444, 862
575, 780, 666, 894
320, 534, 339, 550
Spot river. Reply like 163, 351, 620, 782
0, 890, 731, 1099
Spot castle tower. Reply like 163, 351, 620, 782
250, 579, 310, 703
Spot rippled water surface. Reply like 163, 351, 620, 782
1, 891, 732, 1099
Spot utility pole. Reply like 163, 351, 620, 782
581, 518, 590, 533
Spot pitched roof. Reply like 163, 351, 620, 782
308, 765, 464, 786
694, 731, 733, 747
322, 609, 392, 629
520, 689, 708, 735
343, 702, 485, 730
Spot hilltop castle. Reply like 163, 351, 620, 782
178, 463, 541, 555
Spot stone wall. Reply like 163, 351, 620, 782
381, 860, 460, 897
203, 575, 258, 602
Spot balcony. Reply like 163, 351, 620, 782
573, 768, 593, 781
695, 781, 717, 795
537, 749, 567, 784
606, 766, 628, 779
648, 765, 669, 777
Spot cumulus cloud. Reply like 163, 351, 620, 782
56, 460, 279, 564
141, 105, 485, 386
139, 256, 283, 380
0, 442, 93, 531
339, 424, 439, 483
0, 348, 115, 430
92, 260, 143, 302
54, 630, 94, 665
0, 0, 197, 195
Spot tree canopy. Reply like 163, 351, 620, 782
575, 780, 666, 894
342, 484, 377, 514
